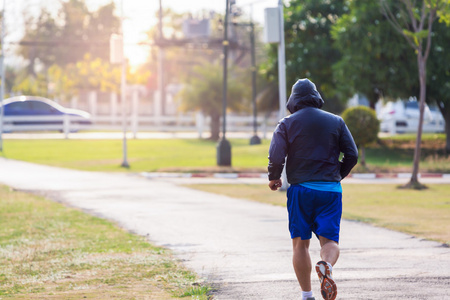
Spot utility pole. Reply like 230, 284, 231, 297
277, 0, 288, 190
0, 0, 5, 152
249, 5, 260, 145
217, 0, 232, 166
230, 1, 262, 145
118, 0, 129, 168
277, 0, 286, 122
158, 0, 166, 116
233, 22, 260, 144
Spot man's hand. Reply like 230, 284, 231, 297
269, 179, 282, 191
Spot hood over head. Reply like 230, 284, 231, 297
286, 78, 324, 114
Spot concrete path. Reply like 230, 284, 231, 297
0, 158, 448, 299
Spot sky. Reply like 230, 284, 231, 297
3, 0, 279, 67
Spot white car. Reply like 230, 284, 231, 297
1, 96, 92, 133
378, 98, 445, 134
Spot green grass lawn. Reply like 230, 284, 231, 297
183, 183, 450, 245
0, 185, 210, 299
1, 134, 449, 173
354, 133, 450, 172
1, 139, 270, 173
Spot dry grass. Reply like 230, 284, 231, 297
0, 185, 211, 299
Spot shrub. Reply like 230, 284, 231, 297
342, 106, 380, 167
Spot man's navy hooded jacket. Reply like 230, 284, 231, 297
268, 79, 358, 184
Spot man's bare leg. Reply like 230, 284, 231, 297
316, 236, 339, 300
318, 236, 339, 266
292, 237, 312, 291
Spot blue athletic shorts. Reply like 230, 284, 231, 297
287, 184, 342, 243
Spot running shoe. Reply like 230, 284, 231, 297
315, 261, 337, 300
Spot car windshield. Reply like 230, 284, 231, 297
405, 101, 419, 109
6, 101, 32, 113
30, 101, 58, 113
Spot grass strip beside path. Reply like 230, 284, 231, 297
2, 134, 449, 173
0, 185, 210, 299
183, 183, 450, 245
1, 139, 270, 173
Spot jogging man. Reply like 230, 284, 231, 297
268, 79, 358, 300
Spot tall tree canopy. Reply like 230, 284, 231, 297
425, 19, 450, 152
331, 0, 417, 107
177, 62, 246, 140
13, 54, 150, 102
380, 0, 449, 188
264, 0, 348, 113
333, 0, 450, 154
19, 9, 60, 75
18, 0, 120, 74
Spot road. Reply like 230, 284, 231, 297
0, 158, 448, 299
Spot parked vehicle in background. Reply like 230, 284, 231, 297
1, 96, 92, 133
378, 98, 445, 134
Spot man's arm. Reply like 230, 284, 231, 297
339, 121, 358, 179
268, 179, 282, 191
268, 122, 288, 189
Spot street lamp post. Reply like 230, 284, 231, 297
217, 0, 232, 166
265, 1, 287, 189
158, 0, 166, 117
277, 0, 288, 190
120, 55, 129, 168
277, 0, 286, 121
233, 19, 261, 145
110, 0, 129, 168
229, 1, 261, 145
0, 0, 5, 152
119, 0, 129, 168
248, 21, 261, 145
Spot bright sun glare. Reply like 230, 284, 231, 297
7, 0, 272, 68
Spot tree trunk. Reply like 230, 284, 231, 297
407, 55, 427, 189
360, 145, 366, 168
209, 111, 220, 141
444, 109, 450, 154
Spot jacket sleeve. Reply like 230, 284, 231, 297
268, 121, 288, 180
339, 121, 358, 179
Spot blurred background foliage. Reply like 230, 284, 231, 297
3, 0, 450, 149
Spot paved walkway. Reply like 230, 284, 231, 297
0, 158, 448, 299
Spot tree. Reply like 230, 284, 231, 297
380, 0, 450, 189
45, 54, 150, 102
12, 73, 48, 96
18, 0, 120, 73
18, 9, 60, 75
177, 62, 245, 140
342, 106, 380, 168
3, 67, 18, 97
264, 0, 348, 114
425, 19, 450, 152
86, 2, 120, 61
142, 8, 259, 87
15, 1, 124, 102
331, 0, 417, 108
57, 0, 91, 65
333, 1, 450, 152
